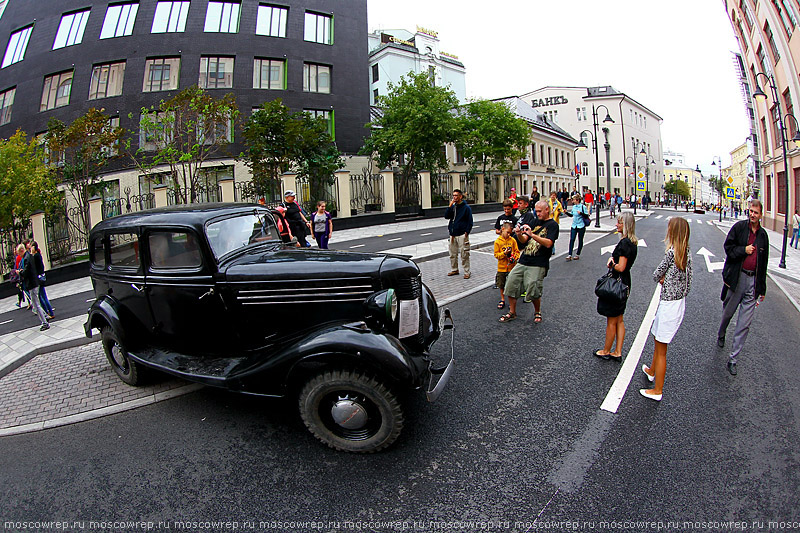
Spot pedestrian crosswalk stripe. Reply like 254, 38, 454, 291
697, 220, 703, 224
707, 221, 714, 225
656, 215, 663, 219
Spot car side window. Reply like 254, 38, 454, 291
148, 231, 203, 269
91, 236, 106, 268
109, 233, 140, 269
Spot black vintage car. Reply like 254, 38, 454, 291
84, 204, 454, 452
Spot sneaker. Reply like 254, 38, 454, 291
40, 323, 50, 331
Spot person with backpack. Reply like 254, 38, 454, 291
564, 194, 589, 261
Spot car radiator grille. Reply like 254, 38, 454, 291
235, 277, 376, 305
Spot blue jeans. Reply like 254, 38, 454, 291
314, 232, 329, 249
38, 286, 54, 317
568, 226, 586, 257
791, 227, 799, 248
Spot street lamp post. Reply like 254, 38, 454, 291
630, 141, 647, 214
712, 156, 723, 222
752, 72, 800, 269
577, 104, 614, 228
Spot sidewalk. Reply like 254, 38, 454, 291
0, 207, 644, 436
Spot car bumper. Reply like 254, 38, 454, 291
426, 308, 454, 402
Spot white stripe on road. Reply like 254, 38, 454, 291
600, 284, 662, 413
697, 220, 703, 224
656, 215, 663, 219
0, 319, 12, 325
86, 298, 96, 303
707, 220, 714, 225
420, 232, 433, 236
387, 238, 402, 242
349, 244, 365, 249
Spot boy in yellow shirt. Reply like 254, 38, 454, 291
548, 191, 564, 223
494, 222, 519, 309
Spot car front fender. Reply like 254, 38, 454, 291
84, 296, 127, 346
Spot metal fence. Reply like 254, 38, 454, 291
430, 173, 453, 207
234, 180, 283, 206
166, 183, 222, 205
461, 173, 478, 204
393, 171, 421, 215
0, 221, 31, 278
484, 174, 500, 203
296, 176, 340, 216
103, 187, 155, 218
46, 201, 89, 267
350, 172, 384, 215
503, 174, 516, 202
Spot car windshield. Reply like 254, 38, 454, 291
206, 212, 279, 259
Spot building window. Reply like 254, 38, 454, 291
736, 19, 748, 50
89, 62, 126, 99
152, 1, 190, 33
547, 147, 552, 166
540, 145, 545, 163
204, 2, 240, 33
784, 88, 795, 138
455, 146, 464, 164
2, 25, 33, 68
40, 70, 73, 111
599, 162, 605, 177
741, 0, 755, 30
256, 4, 287, 37
139, 111, 173, 150
253, 58, 284, 89
199, 113, 232, 145
0, 86, 14, 125
100, 3, 139, 39
772, 0, 798, 37
304, 109, 333, 138
581, 162, 589, 177
53, 10, 91, 49
531, 143, 536, 164
373, 88, 378, 103
304, 11, 332, 44
372, 64, 379, 83
143, 57, 180, 92
613, 162, 620, 177
566, 152, 570, 169
764, 22, 781, 62
303, 63, 330, 93
199, 56, 234, 89
101, 116, 121, 156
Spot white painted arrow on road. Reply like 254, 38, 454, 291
600, 239, 647, 255
697, 247, 724, 273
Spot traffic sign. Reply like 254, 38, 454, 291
726, 176, 734, 184
637, 170, 645, 180
726, 187, 735, 199
636, 180, 646, 191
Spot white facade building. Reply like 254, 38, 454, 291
368, 27, 466, 105
520, 86, 665, 200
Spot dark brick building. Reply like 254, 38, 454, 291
0, 0, 369, 156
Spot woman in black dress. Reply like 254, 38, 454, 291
595, 211, 638, 361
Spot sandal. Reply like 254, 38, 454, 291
534, 312, 542, 323
497, 300, 505, 309
499, 312, 517, 323
566, 256, 572, 261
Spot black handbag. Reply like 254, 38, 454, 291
581, 206, 591, 227
595, 268, 629, 304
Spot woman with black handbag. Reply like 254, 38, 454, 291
595, 212, 638, 361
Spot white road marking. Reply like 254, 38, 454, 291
349, 244, 365, 249
697, 247, 725, 272
707, 220, 714, 225
86, 298, 96, 303
0, 319, 12, 325
638, 239, 647, 247
387, 238, 402, 242
697, 220, 703, 224
656, 215, 663, 219
600, 238, 646, 255
600, 284, 662, 413
420, 232, 433, 236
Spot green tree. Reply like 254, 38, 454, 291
664, 179, 691, 199
459, 99, 531, 178
0, 130, 59, 229
46, 108, 125, 235
130, 86, 239, 204
707, 176, 727, 202
241, 99, 342, 205
362, 72, 461, 177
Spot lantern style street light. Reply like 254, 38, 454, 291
577, 104, 614, 227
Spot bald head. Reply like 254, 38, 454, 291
534, 200, 551, 220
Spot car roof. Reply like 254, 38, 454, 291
90, 203, 272, 235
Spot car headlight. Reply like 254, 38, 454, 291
363, 289, 398, 331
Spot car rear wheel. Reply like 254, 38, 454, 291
101, 327, 143, 386
299, 370, 404, 453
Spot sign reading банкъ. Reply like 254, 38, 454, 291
531, 96, 569, 108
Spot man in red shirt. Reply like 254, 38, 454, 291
584, 191, 594, 206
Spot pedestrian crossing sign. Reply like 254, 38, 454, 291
637, 180, 646, 191
726, 186, 735, 199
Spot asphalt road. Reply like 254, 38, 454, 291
0, 290, 95, 336
1, 211, 798, 531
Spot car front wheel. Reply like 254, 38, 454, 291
101, 326, 143, 386
299, 370, 404, 453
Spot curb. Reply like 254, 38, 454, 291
0, 334, 99, 380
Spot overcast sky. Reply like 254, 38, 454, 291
368, 0, 749, 174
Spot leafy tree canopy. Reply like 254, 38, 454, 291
362, 72, 461, 176
460, 99, 531, 175
0, 130, 59, 228
664, 179, 691, 198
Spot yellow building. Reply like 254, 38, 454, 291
729, 142, 749, 207
663, 164, 703, 205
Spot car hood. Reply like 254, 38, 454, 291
221, 248, 417, 283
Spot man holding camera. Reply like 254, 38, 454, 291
499, 200, 559, 324
445, 189, 473, 279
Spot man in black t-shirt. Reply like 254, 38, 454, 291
495, 200, 518, 235
500, 200, 559, 325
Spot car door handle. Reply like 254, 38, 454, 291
131, 283, 145, 293
200, 288, 216, 300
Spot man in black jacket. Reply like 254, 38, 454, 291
19, 242, 50, 331
444, 189, 473, 279
717, 199, 768, 375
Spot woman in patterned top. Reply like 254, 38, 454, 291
641, 217, 693, 401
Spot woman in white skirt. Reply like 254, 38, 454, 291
641, 217, 693, 401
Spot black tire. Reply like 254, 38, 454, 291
101, 326, 143, 386
298, 370, 404, 453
